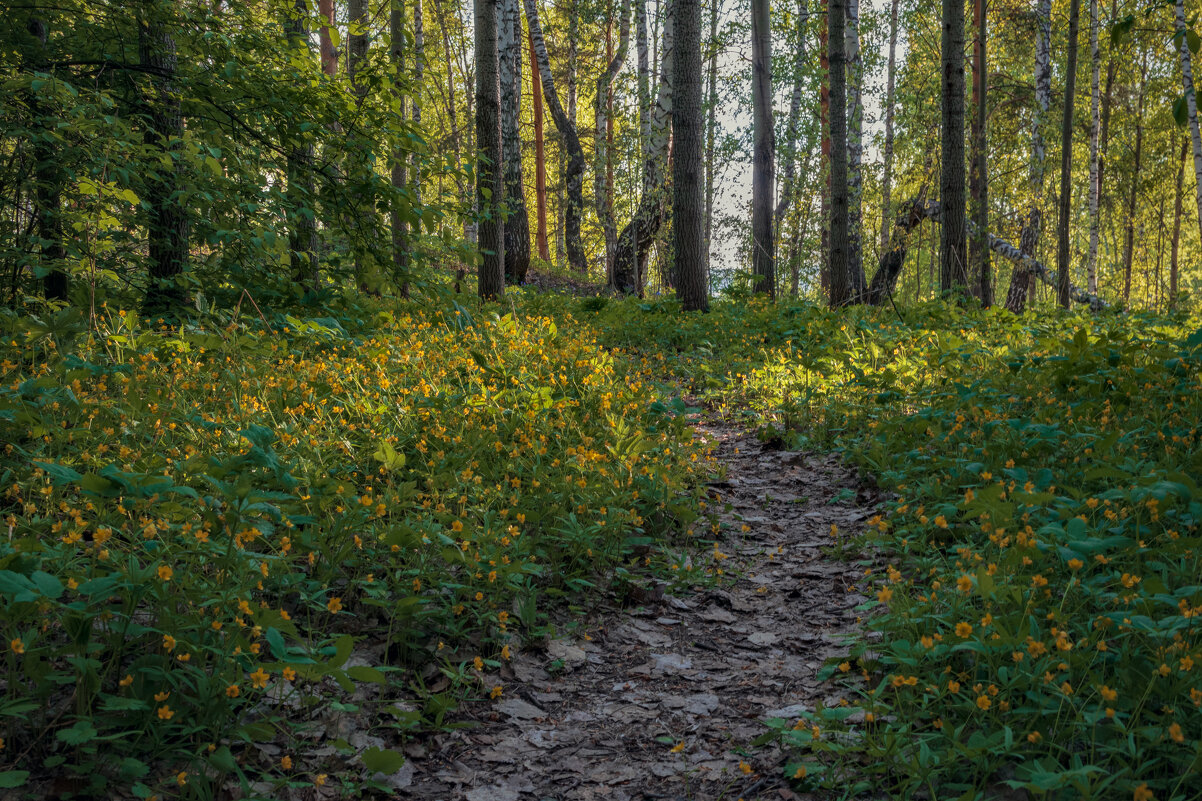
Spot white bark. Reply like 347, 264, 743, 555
1175, 0, 1202, 244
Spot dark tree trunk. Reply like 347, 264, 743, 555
286, 0, 319, 291
500, 0, 530, 283
939, 0, 967, 293
1122, 56, 1146, 305
1055, 0, 1081, 308
140, 0, 190, 313
750, 0, 775, 297
969, 0, 991, 305
704, 0, 719, 279
674, 0, 708, 310
1171, 137, 1185, 309
476, 0, 505, 299
827, 0, 850, 306
391, 0, 410, 290
25, 16, 68, 301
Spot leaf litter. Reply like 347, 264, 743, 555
400, 415, 882, 800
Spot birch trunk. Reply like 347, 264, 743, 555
614, 0, 676, 294
525, 0, 587, 273
595, 0, 632, 281
1004, 0, 1050, 312
530, 28, 551, 261
1086, 0, 1100, 294
1175, 0, 1202, 244
878, 0, 900, 255
500, 0, 530, 282
751, 0, 775, 297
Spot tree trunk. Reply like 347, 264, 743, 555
828, 0, 850, 306
391, 0, 410, 289
939, 0, 967, 294
25, 16, 68, 301
704, 0, 719, 280
774, 0, 809, 246
1175, 0, 1202, 245
751, 0, 775, 297
613, 0, 676, 294
319, 0, 338, 76
1122, 56, 1146, 306
1097, 0, 1117, 208
969, 0, 991, 305
819, 1, 830, 294
1171, 136, 1185, 309
140, 0, 190, 312
595, 0, 632, 282
674, 0, 708, 310
500, 0, 531, 283
868, 194, 931, 305
524, 0, 587, 273
530, 27, 551, 261
1004, 0, 1050, 312
348, 0, 372, 283
476, 0, 505, 299
1055, 0, 1080, 308
846, 0, 865, 292
1086, 0, 1100, 295
878, 0, 900, 255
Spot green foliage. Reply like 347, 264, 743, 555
0, 295, 709, 795
580, 294, 1202, 800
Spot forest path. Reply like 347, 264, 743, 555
401, 415, 880, 800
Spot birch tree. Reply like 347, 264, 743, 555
1004, 0, 1050, 312
1055, 0, 1081, 308
1174, 0, 1202, 244
613, 0, 675, 293
878, 0, 900, 255
525, 0, 587, 273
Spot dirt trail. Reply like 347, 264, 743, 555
402, 418, 880, 800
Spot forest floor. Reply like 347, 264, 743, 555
399, 413, 883, 801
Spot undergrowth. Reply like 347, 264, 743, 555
564, 292, 1202, 801
0, 295, 710, 797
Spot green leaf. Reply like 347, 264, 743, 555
361, 746, 406, 774
1189, 29, 1201, 54
347, 665, 387, 684
0, 772, 30, 789
56, 720, 98, 745
1175, 95, 1189, 128
373, 440, 406, 472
